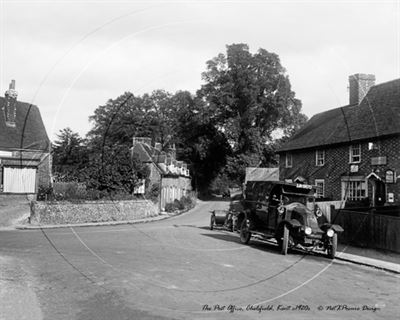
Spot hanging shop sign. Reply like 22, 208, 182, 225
385, 170, 395, 184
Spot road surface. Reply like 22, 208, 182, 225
1, 200, 399, 319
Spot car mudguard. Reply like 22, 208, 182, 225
279, 219, 301, 229
287, 219, 302, 228
320, 223, 344, 233
330, 224, 344, 233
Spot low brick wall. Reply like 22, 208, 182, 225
29, 200, 159, 225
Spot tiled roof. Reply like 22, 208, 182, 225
131, 143, 153, 162
278, 79, 400, 152
0, 97, 50, 151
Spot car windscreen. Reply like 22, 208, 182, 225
281, 185, 315, 205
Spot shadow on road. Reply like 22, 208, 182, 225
176, 224, 329, 261
201, 232, 293, 257
200, 231, 334, 262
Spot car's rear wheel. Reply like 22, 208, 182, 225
281, 224, 289, 255
327, 233, 337, 259
240, 219, 251, 244
210, 215, 215, 230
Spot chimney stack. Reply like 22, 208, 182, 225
132, 137, 152, 146
154, 142, 162, 151
348, 73, 375, 105
4, 79, 18, 127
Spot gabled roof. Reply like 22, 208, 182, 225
278, 79, 400, 152
0, 97, 50, 152
131, 140, 189, 176
131, 143, 153, 162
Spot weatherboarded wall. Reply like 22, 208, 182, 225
29, 199, 159, 225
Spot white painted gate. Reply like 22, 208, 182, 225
3, 167, 36, 193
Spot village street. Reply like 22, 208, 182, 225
1, 200, 399, 320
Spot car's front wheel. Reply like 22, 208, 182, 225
240, 219, 251, 244
327, 233, 337, 259
281, 224, 289, 255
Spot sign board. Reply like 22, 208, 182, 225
350, 165, 359, 173
371, 156, 387, 165
0, 150, 13, 157
385, 170, 395, 183
296, 184, 313, 189
387, 193, 394, 203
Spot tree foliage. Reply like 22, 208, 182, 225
52, 128, 88, 181
52, 127, 148, 195
52, 43, 307, 194
198, 44, 307, 185
199, 43, 306, 153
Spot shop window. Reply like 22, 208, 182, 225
341, 177, 367, 201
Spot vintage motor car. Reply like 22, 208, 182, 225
237, 181, 344, 259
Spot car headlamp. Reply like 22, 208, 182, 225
278, 206, 285, 214
327, 229, 334, 238
304, 226, 312, 235
315, 207, 322, 218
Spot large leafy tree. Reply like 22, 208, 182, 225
87, 90, 181, 151
170, 91, 232, 191
198, 43, 307, 183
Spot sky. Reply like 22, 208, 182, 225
1, 0, 399, 141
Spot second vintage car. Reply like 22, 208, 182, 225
237, 181, 343, 259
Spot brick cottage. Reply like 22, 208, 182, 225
278, 74, 400, 207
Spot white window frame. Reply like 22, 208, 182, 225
285, 153, 292, 168
349, 144, 361, 163
315, 179, 325, 198
315, 150, 325, 166
341, 176, 368, 201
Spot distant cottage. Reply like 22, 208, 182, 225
131, 137, 191, 210
278, 74, 400, 206
0, 80, 51, 194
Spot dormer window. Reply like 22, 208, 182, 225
285, 153, 292, 168
349, 144, 361, 163
315, 150, 325, 166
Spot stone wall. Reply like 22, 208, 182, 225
29, 199, 159, 225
